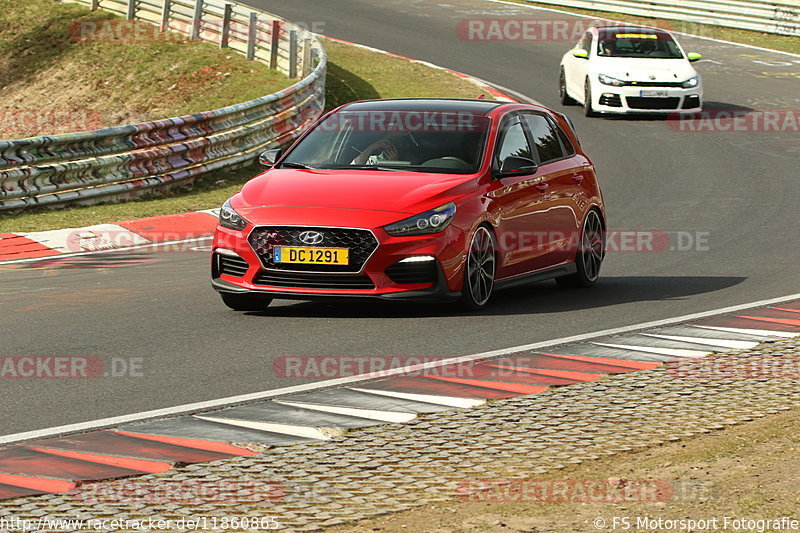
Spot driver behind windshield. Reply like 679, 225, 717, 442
352, 132, 406, 165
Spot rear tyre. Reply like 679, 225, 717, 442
559, 68, 576, 105
220, 292, 273, 311
584, 78, 598, 117
556, 209, 604, 288
459, 226, 497, 311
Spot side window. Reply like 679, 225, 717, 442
579, 31, 592, 53
555, 126, 575, 156
496, 119, 533, 164
522, 114, 567, 164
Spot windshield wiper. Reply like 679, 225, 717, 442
280, 162, 316, 169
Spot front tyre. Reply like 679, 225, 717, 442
557, 209, 604, 288
460, 226, 497, 311
220, 292, 273, 311
584, 78, 598, 117
560, 68, 576, 105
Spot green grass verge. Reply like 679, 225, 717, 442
513, 1, 800, 54
0, 38, 490, 233
0, 0, 292, 137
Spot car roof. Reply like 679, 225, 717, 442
340, 98, 503, 115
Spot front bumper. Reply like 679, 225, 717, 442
211, 223, 465, 302
592, 83, 702, 114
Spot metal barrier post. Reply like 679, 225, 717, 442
221, 3, 233, 48
91, 0, 99, 10
160, 0, 171, 32
247, 12, 258, 60
269, 20, 281, 70
126, 0, 136, 20
289, 30, 298, 78
191, 0, 204, 40
302, 36, 312, 77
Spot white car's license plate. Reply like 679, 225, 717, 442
640, 90, 669, 97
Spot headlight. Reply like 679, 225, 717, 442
598, 74, 625, 87
682, 76, 699, 88
219, 199, 248, 231
384, 202, 456, 236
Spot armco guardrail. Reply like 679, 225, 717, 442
523, 0, 799, 36
0, 0, 326, 212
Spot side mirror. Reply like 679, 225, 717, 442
572, 49, 589, 59
259, 149, 282, 167
498, 156, 538, 178
687, 52, 702, 62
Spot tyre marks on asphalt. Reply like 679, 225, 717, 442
0, 302, 798, 499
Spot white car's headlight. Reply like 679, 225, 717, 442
598, 74, 626, 87
682, 76, 699, 88
219, 199, 248, 231
384, 202, 456, 236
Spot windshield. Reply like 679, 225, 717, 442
281, 110, 491, 174
597, 29, 684, 59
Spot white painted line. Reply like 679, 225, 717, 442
193, 415, 338, 440
593, 342, 709, 358
349, 388, 484, 409
642, 334, 758, 350
1, 291, 798, 446
487, 0, 800, 58
695, 325, 799, 338
273, 400, 417, 423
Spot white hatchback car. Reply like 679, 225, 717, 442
560, 25, 703, 116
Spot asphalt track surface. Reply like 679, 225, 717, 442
1, 0, 798, 435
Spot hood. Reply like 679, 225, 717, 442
237, 168, 475, 214
590, 57, 697, 83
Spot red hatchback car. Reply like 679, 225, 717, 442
212, 98, 605, 310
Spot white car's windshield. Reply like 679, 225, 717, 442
597, 29, 683, 59
281, 110, 491, 174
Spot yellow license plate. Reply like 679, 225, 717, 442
273, 246, 349, 265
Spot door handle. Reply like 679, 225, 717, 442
535, 182, 549, 191
571, 173, 584, 183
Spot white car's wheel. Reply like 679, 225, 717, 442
559, 68, 576, 106
584, 78, 598, 118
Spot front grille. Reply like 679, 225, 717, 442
624, 81, 683, 87
626, 97, 680, 110
599, 93, 622, 107
248, 227, 378, 273
217, 254, 249, 277
254, 271, 375, 290
385, 260, 437, 285
682, 95, 700, 109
